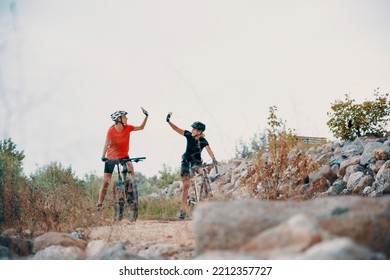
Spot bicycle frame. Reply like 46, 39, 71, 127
188, 162, 219, 207
111, 157, 145, 222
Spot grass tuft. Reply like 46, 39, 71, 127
139, 197, 181, 220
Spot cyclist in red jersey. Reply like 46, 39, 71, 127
166, 112, 217, 219
97, 107, 148, 210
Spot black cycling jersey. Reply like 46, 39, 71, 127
182, 130, 209, 163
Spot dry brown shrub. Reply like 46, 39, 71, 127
14, 183, 107, 234
243, 106, 319, 200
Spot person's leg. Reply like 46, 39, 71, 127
125, 161, 134, 178
98, 173, 112, 205
179, 161, 190, 219
180, 176, 190, 212
97, 160, 115, 209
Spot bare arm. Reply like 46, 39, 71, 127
166, 112, 185, 135
102, 138, 110, 158
134, 107, 149, 131
133, 116, 148, 131
205, 145, 216, 162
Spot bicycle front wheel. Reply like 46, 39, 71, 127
125, 179, 139, 222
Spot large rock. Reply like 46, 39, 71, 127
239, 214, 331, 258
296, 237, 385, 260
338, 156, 361, 177
360, 142, 387, 166
32, 245, 85, 260
374, 160, 390, 194
85, 240, 110, 259
96, 243, 146, 260
340, 144, 364, 158
193, 196, 390, 256
33, 232, 87, 253
0, 233, 33, 258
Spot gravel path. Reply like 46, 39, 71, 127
87, 219, 195, 259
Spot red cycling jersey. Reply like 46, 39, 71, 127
105, 124, 135, 159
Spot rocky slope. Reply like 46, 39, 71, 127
156, 135, 390, 201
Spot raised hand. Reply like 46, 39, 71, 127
166, 112, 172, 122
141, 107, 149, 116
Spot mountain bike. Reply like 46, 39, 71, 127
111, 157, 146, 222
187, 161, 219, 209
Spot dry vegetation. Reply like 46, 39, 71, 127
1, 105, 325, 235
242, 106, 321, 200
0, 138, 181, 235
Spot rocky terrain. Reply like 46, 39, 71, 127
1, 136, 390, 260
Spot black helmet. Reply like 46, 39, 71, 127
191, 121, 206, 132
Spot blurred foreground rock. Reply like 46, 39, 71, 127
193, 196, 389, 259
1, 196, 389, 260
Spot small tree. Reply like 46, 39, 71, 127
155, 164, 180, 189
244, 106, 318, 200
0, 138, 26, 229
327, 88, 390, 140
30, 162, 80, 191
134, 172, 158, 196
0, 138, 25, 186
235, 130, 267, 159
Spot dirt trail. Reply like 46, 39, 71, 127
87, 219, 195, 259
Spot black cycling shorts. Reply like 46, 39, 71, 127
104, 157, 129, 174
181, 160, 202, 178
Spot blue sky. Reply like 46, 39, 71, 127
1, 0, 389, 177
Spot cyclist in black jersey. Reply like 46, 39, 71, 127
166, 112, 217, 219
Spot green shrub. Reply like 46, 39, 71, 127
82, 172, 102, 201
327, 88, 390, 140
155, 164, 180, 189
235, 130, 267, 159
30, 162, 81, 191
134, 172, 158, 196
0, 138, 27, 230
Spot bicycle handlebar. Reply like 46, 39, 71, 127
121, 157, 146, 163
107, 157, 146, 164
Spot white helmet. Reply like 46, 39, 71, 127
110, 110, 127, 122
